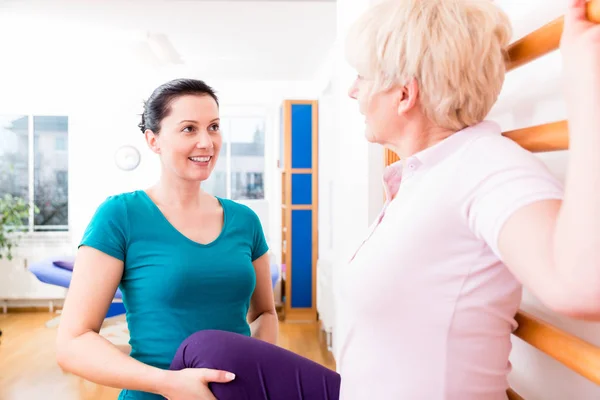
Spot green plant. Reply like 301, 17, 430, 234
0, 194, 38, 261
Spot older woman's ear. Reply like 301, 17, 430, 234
396, 78, 420, 116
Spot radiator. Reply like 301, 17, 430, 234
316, 257, 335, 351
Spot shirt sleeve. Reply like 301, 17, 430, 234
464, 136, 564, 260
79, 195, 129, 261
250, 210, 269, 261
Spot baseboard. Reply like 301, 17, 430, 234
284, 308, 317, 322
5, 307, 62, 314
1, 298, 65, 313
318, 318, 334, 352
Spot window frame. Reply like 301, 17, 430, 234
217, 107, 268, 201
0, 113, 70, 234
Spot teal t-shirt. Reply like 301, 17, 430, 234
79, 190, 269, 400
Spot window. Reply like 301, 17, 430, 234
0, 115, 69, 232
203, 116, 266, 200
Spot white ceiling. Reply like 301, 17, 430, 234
0, 0, 567, 99
0, 0, 337, 81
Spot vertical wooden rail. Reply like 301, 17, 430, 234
280, 100, 319, 322
384, 148, 400, 166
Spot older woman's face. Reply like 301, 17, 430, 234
348, 75, 403, 145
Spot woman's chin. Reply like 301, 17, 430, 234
364, 129, 378, 143
184, 162, 214, 180
180, 170, 213, 183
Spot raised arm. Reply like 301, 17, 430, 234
497, 0, 600, 319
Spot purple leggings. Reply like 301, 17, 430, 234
169, 330, 341, 400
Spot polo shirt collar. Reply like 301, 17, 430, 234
382, 120, 501, 199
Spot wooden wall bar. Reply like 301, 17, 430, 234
502, 120, 569, 152
513, 311, 600, 385
506, 1, 600, 71
507, 388, 525, 400
505, 16, 564, 72
384, 148, 400, 165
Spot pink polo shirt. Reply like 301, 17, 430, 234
334, 121, 564, 399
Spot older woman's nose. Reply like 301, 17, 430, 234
348, 84, 358, 100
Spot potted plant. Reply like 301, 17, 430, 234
0, 193, 37, 261
0, 193, 37, 341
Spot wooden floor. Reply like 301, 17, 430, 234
0, 312, 335, 400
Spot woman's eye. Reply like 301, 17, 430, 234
183, 125, 195, 133
209, 124, 220, 132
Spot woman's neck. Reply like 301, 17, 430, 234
388, 120, 455, 161
152, 176, 204, 209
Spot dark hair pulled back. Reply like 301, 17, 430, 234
138, 78, 219, 134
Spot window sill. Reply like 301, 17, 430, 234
10, 231, 71, 245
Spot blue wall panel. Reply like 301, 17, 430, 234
291, 174, 312, 205
291, 104, 312, 169
291, 209, 312, 308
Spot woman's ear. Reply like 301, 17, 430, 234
144, 130, 161, 154
397, 78, 419, 116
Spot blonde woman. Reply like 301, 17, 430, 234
335, 0, 600, 399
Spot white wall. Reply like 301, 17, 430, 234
313, 0, 385, 358
318, 0, 384, 266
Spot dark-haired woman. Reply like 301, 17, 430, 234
54, 79, 340, 400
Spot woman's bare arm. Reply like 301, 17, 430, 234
498, 1, 600, 319
247, 252, 279, 344
55, 246, 171, 395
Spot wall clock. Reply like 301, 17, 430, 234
115, 145, 141, 171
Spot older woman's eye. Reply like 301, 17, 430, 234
183, 125, 195, 133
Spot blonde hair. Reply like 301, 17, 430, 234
345, 0, 512, 131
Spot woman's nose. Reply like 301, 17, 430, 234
195, 132, 213, 149
348, 82, 358, 99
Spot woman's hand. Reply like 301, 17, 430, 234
161, 368, 235, 400
560, 0, 600, 109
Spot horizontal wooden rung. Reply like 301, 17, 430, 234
503, 120, 568, 152
289, 205, 313, 210
506, 16, 564, 71
507, 388, 525, 400
513, 310, 600, 385
384, 120, 568, 168
506, 0, 600, 71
